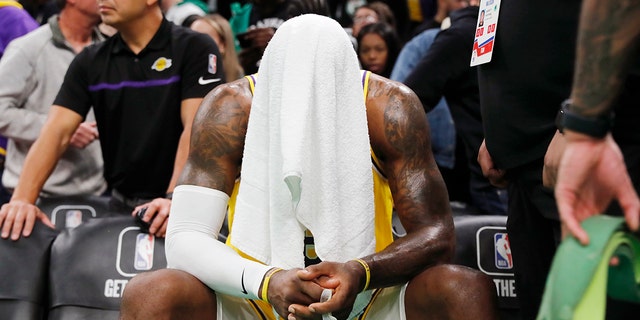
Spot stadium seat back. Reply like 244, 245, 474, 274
0, 223, 59, 320
48, 216, 167, 320
453, 215, 520, 320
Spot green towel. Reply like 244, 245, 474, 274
537, 216, 640, 320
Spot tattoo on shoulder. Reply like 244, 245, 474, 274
382, 88, 428, 159
183, 86, 250, 188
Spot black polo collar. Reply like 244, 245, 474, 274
111, 18, 172, 55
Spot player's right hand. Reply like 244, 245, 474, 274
267, 268, 326, 319
0, 200, 54, 240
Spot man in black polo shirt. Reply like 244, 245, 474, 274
0, 0, 224, 240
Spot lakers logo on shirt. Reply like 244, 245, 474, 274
151, 57, 172, 71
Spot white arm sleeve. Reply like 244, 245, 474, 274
166, 185, 272, 300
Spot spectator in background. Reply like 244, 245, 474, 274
0, 0, 225, 241
0, 0, 38, 58
391, 24, 461, 207
236, 0, 330, 74
350, 1, 394, 39
236, 0, 290, 75
161, 0, 208, 26
0, 0, 106, 202
19, 0, 59, 24
0, 0, 38, 205
410, 0, 468, 37
371, 0, 410, 41
404, 1, 507, 215
191, 13, 245, 81
356, 22, 400, 78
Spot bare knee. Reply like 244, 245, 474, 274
120, 269, 216, 320
405, 264, 498, 320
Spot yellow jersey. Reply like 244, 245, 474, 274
227, 71, 394, 266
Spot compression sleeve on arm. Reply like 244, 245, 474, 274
166, 185, 272, 300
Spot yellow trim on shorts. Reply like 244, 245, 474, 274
247, 299, 274, 320
358, 288, 384, 319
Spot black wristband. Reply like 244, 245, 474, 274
556, 99, 614, 138
165, 192, 173, 200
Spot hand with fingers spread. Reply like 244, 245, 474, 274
0, 200, 55, 241
555, 132, 640, 245
132, 198, 171, 237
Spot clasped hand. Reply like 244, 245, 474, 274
268, 261, 365, 320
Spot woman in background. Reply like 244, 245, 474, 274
356, 22, 401, 78
191, 14, 245, 81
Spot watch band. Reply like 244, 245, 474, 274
556, 99, 614, 138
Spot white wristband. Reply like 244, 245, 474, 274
166, 185, 272, 300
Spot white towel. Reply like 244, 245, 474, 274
230, 14, 376, 269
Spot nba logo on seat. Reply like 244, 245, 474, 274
134, 233, 155, 271
65, 210, 83, 229
494, 233, 513, 270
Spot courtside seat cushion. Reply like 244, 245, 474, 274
0, 222, 59, 302
1, 300, 46, 320
48, 306, 120, 320
49, 216, 167, 311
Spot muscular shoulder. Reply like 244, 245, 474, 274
365, 73, 430, 163
197, 77, 253, 120
192, 78, 253, 153
183, 78, 253, 188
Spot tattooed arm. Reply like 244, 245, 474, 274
177, 80, 251, 192
295, 76, 455, 319
361, 75, 454, 287
570, 0, 640, 116
555, 0, 640, 245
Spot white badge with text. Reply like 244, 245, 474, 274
470, 0, 501, 66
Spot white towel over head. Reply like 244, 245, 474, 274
230, 14, 376, 269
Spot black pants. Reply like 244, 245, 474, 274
506, 159, 560, 320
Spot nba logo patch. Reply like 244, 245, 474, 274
134, 233, 155, 271
65, 210, 83, 229
208, 53, 217, 74
494, 233, 513, 269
